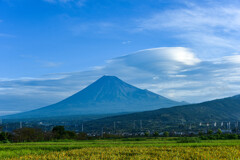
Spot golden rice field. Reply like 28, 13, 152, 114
1, 138, 240, 160
18, 146, 240, 160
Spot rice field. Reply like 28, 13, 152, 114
1, 138, 240, 159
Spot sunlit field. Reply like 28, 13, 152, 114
1, 138, 240, 159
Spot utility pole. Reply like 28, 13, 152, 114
214, 122, 216, 127
20, 121, 22, 129
206, 123, 209, 127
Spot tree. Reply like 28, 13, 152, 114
163, 131, 169, 137
0, 132, 10, 143
198, 131, 203, 136
207, 130, 213, 135
12, 128, 44, 142
77, 132, 88, 140
65, 131, 76, 139
144, 131, 150, 137
153, 131, 159, 137
52, 126, 66, 139
52, 126, 77, 139
217, 129, 222, 135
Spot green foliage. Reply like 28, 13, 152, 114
177, 137, 201, 143
200, 133, 239, 140
12, 128, 44, 142
153, 131, 159, 137
121, 138, 146, 141
207, 130, 213, 135
76, 132, 88, 140
52, 126, 77, 140
0, 132, 10, 142
52, 126, 65, 139
144, 132, 150, 137
217, 129, 222, 135
198, 131, 203, 136
163, 131, 169, 137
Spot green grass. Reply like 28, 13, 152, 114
1, 138, 240, 159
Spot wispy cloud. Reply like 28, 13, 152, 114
137, 4, 240, 58
0, 111, 21, 116
20, 54, 62, 68
122, 41, 131, 45
1, 47, 240, 112
43, 0, 87, 7
41, 61, 63, 68
70, 21, 117, 35
0, 19, 15, 38
0, 33, 15, 38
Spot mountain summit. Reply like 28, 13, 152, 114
3, 76, 186, 119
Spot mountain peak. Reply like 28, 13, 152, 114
3, 75, 185, 119
101, 75, 119, 79
97, 75, 122, 82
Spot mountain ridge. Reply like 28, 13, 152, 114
2, 75, 186, 119
82, 94, 240, 132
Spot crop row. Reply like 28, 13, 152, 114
15, 146, 240, 160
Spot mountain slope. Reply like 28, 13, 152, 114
3, 76, 185, 119
83, 95, 240, 131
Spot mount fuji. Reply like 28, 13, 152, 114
3, 76, 186, 119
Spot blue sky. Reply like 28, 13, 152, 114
0, 0, 186, 78
1, 0, 240, 115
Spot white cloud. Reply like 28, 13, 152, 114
0, 111, 21, 116
122, 41, 131, 45
137, 4, 240, 58
217, 55, 240, 64
1, 47, 240, 112
106, 47, 200, 77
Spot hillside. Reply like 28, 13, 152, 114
3, 75, 185, 119
84, 95, 240, 132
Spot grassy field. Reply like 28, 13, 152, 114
1, 138, 240, 159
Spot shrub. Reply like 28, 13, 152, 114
163, 131, 169, 137
177, 137, 201, 143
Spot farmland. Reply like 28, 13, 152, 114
1, 138, 240, 159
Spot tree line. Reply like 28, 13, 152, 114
0, 126, 88, 143
0, 127, 240, 143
